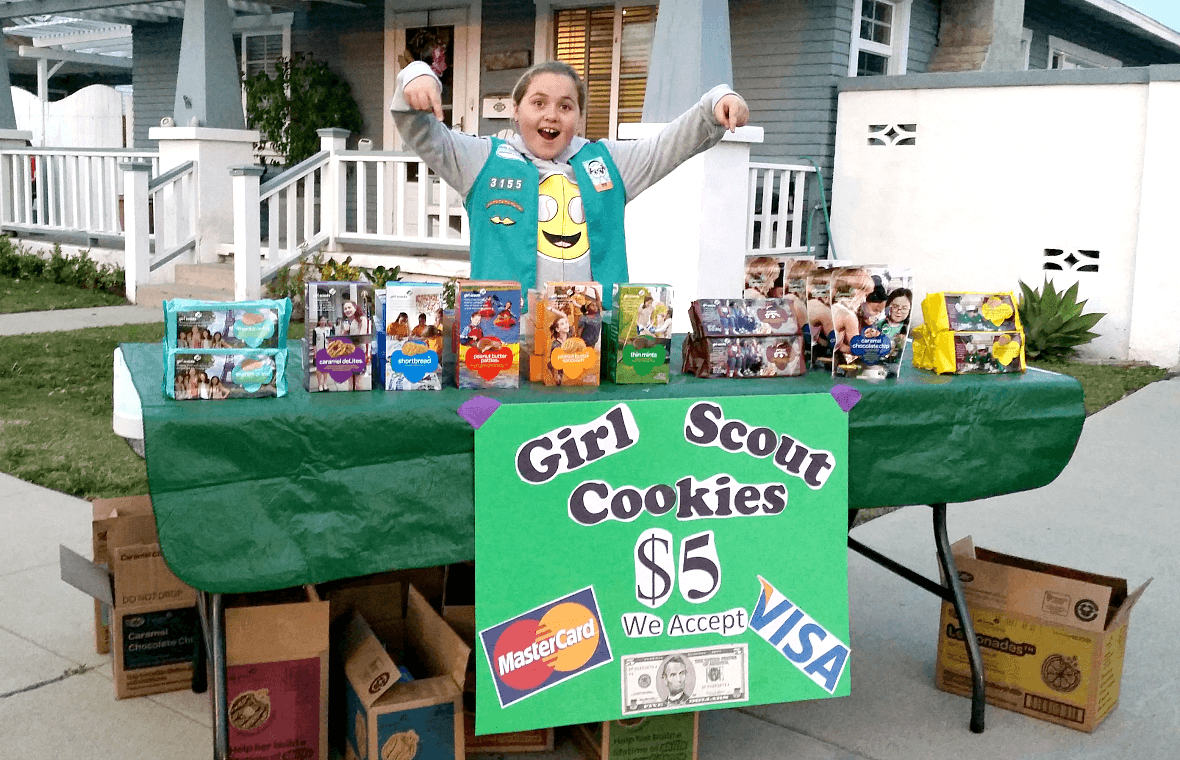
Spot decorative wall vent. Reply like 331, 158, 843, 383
868, 123, 917, 146
1043, 248, 1099, 273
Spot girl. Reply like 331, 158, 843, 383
393, 59, 748, 298
342, 300, 371, 335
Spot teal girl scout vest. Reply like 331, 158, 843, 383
466, 137, 628, 298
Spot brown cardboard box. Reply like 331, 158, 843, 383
62, 495, 199, 699
442, 605, 556, 755
571, 712, 699, 760
223, 586, 330, 760
935, 537, 1151, 732
339, 586, 469, 760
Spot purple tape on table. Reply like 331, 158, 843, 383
458, 395, 502, 429
830, 384, 862, 412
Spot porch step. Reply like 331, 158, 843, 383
175, 262, 235, 290
134, 283, 235, 308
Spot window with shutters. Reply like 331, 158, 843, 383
552, 3, 657, 140
241, 31, 288, 79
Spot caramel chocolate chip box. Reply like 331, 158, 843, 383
535, 282, 603, 387
379, 282, 446, 391
610, 283, 673, 384
827, 265, 914, 380
305, 281, 376, 392
455, 280, 521, 389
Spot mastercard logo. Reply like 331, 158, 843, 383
480, 587, 613, 707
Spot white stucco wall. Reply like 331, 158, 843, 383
831, 73, 1180, 366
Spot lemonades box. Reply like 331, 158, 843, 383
340, 587, 470, 760
572, 712, 699, 760
224, 586, 330, 760
611, 284, 673, 384
935, 537, 1151, 732
305, 281, 376, 392
455, 281, 520, 389
381, 282, 446, 391
535, 282, 603, 386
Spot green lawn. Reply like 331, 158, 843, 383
1030, 360, 1169, 415
0, 276, 127, 313
0, 323, 165, 498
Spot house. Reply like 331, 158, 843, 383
0, 0, 1176, 362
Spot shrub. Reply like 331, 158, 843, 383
0, 238, 126, 297
1017, 278, 1106, 361
265, 251, 400, 319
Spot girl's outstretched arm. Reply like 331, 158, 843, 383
390, 61, 491, 196
602, 85, 748, 201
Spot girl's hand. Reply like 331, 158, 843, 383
714, 94, 749, 132
404, 75, 445, 121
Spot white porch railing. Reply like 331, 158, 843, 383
147, 160, 197, 271
0, 147, 159, 236
746, 161, 818, 255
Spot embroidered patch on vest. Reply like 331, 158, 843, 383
496, 143, 526, 162
582, 158, 614, 192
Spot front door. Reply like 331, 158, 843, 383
384, 4, 482, 149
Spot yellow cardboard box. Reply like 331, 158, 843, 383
935, 537, 1151, 731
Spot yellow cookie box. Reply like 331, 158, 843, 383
912, 325, 1026, 375
921, 291, 1023, 333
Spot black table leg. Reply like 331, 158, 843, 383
197, 591, 230, 758
932, 504, 986, 733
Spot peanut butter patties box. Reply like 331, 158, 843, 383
224, 586, 330, 760
935, 537, 1151, 732
60, 495, 198, 699
455, 281, 521, 389
339, 586, 469, 760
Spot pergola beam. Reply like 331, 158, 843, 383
18, 43, 132, 68
0, 0, 158, 19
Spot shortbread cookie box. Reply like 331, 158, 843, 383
454, 281, 521, 389
305, 282, 376, 392
535, 282, 603, 386
380, 282, 446, 391
610, 283, 673, 383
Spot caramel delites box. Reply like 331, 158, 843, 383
613, 284, 673, 384
305, 282, 376, 392
384, 283, 446, 391
455, 281, 521, 389
536, 282, 603, 386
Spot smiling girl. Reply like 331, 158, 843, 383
392, 59, 748, 299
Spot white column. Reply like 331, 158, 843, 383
231, 165, 265, 301
1128, 76, 1180, 368
149, 126, 260, 265
621, 124, 764, 334
0, 130, 33, 223
319, 127, 349, 251
120, 160, 153, 303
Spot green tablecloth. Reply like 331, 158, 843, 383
124, 340, 1083, 593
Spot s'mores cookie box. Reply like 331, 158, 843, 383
454, 281, 521, 389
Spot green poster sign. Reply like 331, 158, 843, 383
474, 394, 850, 734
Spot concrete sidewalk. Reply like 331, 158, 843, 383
0, 304, 161, 336
1, 375, 1175, 759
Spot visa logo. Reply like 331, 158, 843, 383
749, 575, 850, 694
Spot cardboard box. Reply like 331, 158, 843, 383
339, 586, 469, 760
571, 712, 699, 760
224, 585, 330, 760
61, 495, 199, 699
305, 281, 377, 392
379, 282, 447, 390
455, 280, 521, 389
935, 537, 1151, 732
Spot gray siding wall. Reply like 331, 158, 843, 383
1023, 0, 1180, 70
131, 19, 183, 149
478, 0, 536, 135
908, 0, 941, 73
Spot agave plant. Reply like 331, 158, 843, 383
1017, 278, 1105, 361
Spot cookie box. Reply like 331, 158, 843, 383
610, 283, 672, 384
165, 349, 287, 399
378, 282, 446, 391
535, 281, 603, 387
455, 281, 521, 389
165, 298, 292, 350
305, 282, 376, 392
